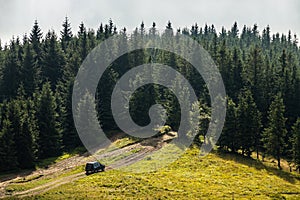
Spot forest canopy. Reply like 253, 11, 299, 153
0, 18, 300, 172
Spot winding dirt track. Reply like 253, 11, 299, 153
14, 173, 86, 198
0, 133, 174, 199
0, 153, 89, 199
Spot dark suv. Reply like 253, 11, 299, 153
85, 161, 105, 175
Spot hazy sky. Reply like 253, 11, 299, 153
0, 0, 300, 44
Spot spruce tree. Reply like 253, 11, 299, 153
9, 96, 35, 169
42, 30, 65, 88
21, 43, 37, 96
0, 40, 21, 99
60, 17, 73, 52
244, 46, 264, 112
262, 93, 287, 169
291, 118, 300, 171
78, 22, 88, 61
29, 20, 43, 62
35, 82, 62, 159
96, 23, 104, 40
0, 118, 18, 171
218, 98, 238, 152
236, 89, 261, 157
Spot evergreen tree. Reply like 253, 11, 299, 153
291, 118, 300, 171
9, 96, 35, 169
231, 48, 243, 101
61, 80, 81, 150
29, 20, 43, 62
42, 30, 65, 88
218, 98, 238, 152
35, 82, 62, 159
96, 23, 104, 40
191, 101, 210, 147
21, 43, 37, 96
0, 118, 18, 171
77, 90, 105, 152
236, 89, 262, 157
262, 93, 287, 169
244, 46, 265, 112
78, 22, 88, 61
0, 40, 21, 99
262, 25, 271, 49
60, 17, 73, 52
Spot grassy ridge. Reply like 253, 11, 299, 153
32, 148, 300, 199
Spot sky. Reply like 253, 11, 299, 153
0, 0, 300, 44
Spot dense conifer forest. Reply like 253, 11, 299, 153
0, 18, 300, 172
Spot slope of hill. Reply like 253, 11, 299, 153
1, 136, 300, 199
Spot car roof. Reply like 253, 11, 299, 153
86, 161, 99, 164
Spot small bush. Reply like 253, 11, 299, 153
156, 125, 172, 135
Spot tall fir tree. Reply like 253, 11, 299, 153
0, 118, 18, 171
21, 42, 37, 96
60, 17, 73, 52
218, 98, 238, 152
236, 89, 262, 157
0, 40, 21, 99
78, 22, 88, 61
29, 20, 43, 63
35, 82, 62, 159
42, 30, 65, 88
262, 93, 287, 169
291, 118, 300, 171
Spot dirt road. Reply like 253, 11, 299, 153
0, 133, 175, 198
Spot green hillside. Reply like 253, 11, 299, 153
6, 146, 299, 200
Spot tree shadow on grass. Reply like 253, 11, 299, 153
0, 169, 34, 183
215, 150, 300, 184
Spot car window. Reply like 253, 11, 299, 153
85, 164, 93, 170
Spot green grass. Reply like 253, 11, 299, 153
29, 148, 300, 199
3, 137, 300, 199
92, 136, 140, 155
35, 146, 86, 169
114, 136, 141, 148
3, 137, 139, 195
5, 166, 83, 194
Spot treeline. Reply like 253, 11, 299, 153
0, 18, 300, 171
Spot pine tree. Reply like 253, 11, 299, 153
29, 20, 43, 61
87, 29, 96, 50
262, 93, 287, 169
0, 40, 21, 99
218, 98, 238, 152
60, 17, 73, 52
228, 22, 239, 46
217, 40, 232, 95
21, 43, 37, 96
35, 82, 62, 159
291, 118, 300, 171
236, 89, 261, 157
231, 48, 243, 101
77, 90, 106, 152
0, 118, 18, 171
96, 23, 104, 40
262, 25, 271, 49
244, 46, 264, 112
59, 80, 82, 150
191, 101, 210, 147
42, 30, 65, 88
78, 22, 88, 61
9, 96, 35, 169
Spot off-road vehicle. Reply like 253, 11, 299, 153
85, 161, 105, 175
